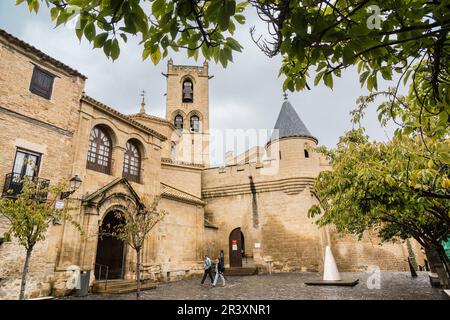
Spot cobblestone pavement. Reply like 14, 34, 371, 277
66, 272, 448, 300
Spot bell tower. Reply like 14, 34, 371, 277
165, 59, 210, 166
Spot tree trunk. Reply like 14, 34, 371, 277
19, 248, 33, 300
425, 244, 450, 289
136, 249, 141, 300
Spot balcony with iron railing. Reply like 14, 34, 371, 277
1, 173, 50, 202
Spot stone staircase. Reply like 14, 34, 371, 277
92, 279, 156, 294
224, 267, 259, 276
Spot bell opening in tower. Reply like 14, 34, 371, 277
182, 79, 193, 103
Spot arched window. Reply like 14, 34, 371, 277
174, 115, 183, 130
304, 149, 309, 158
182, 80, 193, 103
87, 126, 112, 174
123, 141, 141, 183
190, 115, 200, 132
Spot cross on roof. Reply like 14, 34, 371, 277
140, 90, 146, 113
283, 92, 288, 100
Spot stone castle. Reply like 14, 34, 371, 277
0, 29, 422, 299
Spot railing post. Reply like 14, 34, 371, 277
105, 267, 109, 291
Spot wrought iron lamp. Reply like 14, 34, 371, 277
60, 175, 82, 200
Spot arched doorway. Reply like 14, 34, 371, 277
229, 228, 245, 268
95, 211, 125, 280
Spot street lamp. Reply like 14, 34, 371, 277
60, 175, 82, 200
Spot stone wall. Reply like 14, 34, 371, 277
0, 34, 85, 299
139, 197, 205, 282
161, 164, 203, 198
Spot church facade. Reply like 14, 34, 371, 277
0, 29, 422, 299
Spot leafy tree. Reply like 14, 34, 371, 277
309, 92, 450, 288
109, 195, 167, 299
0, 178, 81, 299
18, 1, 449, 104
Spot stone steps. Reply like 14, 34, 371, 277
92, 279, 156, 294
224, 267, 258, 276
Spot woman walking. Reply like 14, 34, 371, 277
212, 257, 225, 287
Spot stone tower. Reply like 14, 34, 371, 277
165, 59, 210, 166
266, 99, 320, 177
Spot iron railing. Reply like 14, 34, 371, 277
2, 173, 50, 202
94, 263, 109, 290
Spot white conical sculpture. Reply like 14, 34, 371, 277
323, 246, 341, 281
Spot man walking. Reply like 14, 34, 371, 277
201, 255, 214, 285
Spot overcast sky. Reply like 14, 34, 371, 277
0, 2, 401, 166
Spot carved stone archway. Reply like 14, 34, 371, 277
79, 178, 144, 279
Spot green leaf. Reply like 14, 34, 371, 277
323, 73, 333, 89
120, 33, 128, 43
314, 72, 324, 86
150, 46, 161, 65
110, 39, 120, 61
50, 7, 59, 21
367, 74, 378, 91
84, 22, 96, 42
218, 12, 230, 30
234, 14, 245, 24
94, 33, 108, 48
224, 0, 236, 17
142, 47, 151, 61
342, 47, 354, 65
440, 153, 450, 165
103, 39, 112, 57
291, 13, 307, 34
219, 49, 228, 68
152, 0, 165, 15
169, 20, 178, 39
226, 37, 242, 52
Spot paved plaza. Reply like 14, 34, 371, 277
66, 272, 448, 300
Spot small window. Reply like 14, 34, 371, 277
174, 115, 183, 130
13, 149, 41, 179
182, 80, 193, 103
190, 115, 200, 132
3, 149, 43, 198
304, 149, 309, 158
29, 66, 55, 99
279, 151, 282, 160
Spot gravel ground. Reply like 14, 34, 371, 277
63, 272, 449, 300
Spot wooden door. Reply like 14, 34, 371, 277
229, 228, 243, 267
95, 211, 125, 280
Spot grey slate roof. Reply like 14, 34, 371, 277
270, 100, 317, 143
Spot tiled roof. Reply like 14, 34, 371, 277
81, 95, 167, 141
270, 100, 318, 143
0, 29, 87, 80
129, 112, 174, 127
161, 183, 205, 205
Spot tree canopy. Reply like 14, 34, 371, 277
18, 1, 449, 94
309, 91, 450, 287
